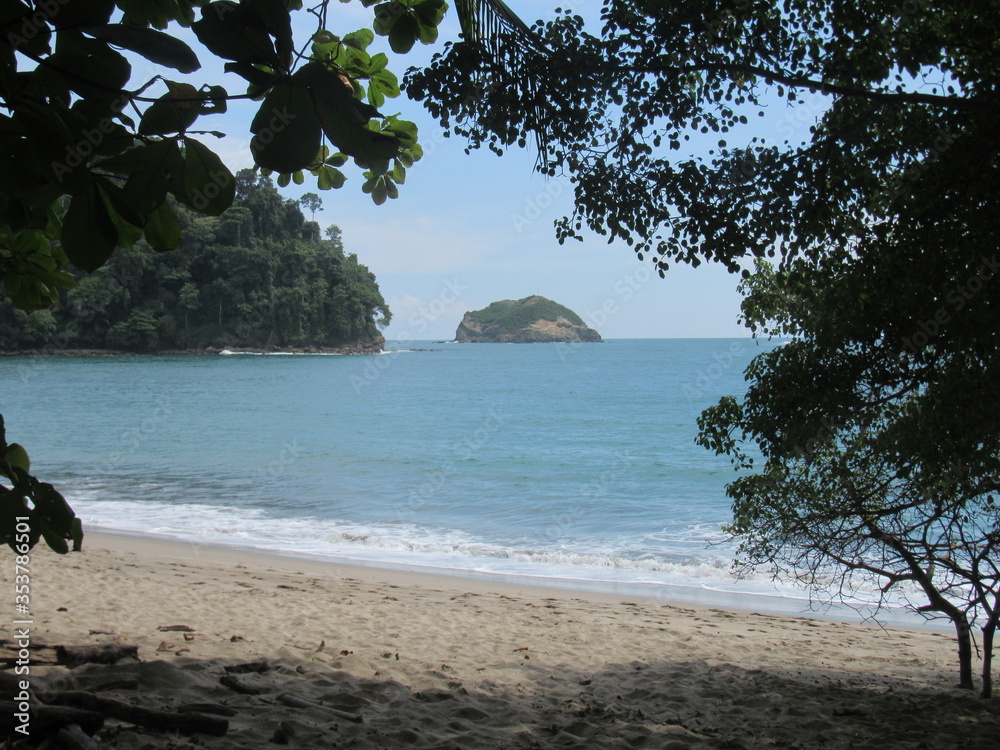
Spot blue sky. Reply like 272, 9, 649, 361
157, 1, 816, 340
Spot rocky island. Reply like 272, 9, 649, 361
455, 296, 602, 343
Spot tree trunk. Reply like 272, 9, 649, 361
956, 614, 975, 690
982, 619, 997, 699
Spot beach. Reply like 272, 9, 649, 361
5, 531, 997, 748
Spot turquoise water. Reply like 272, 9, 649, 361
4, 338, 917, 618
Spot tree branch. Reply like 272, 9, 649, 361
619, 62, 982, 111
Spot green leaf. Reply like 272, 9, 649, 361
388, 13, 419, 54
372, 68, 400, 96
316, 165, 346, 190
417, 19, 439, 45
70, 518, 84, 552
139, 82, 204, 136
371, 176, 388, 205
4, 444, 29, 474
62, 182, 118, 272
384, 176, 399, 200
224, 61, 279, 89
96, 180, 146, 249
342, 28, 375, 50
245, 0, 294, 68
2, 2, 51, 57
138, 99, 195, 136
382, 117, 418, 147
250, 82, 323, 174
41, 32, 132, 103
143, 200, 182, 251
50, 0, 116, 27
83, 24, 201, 73
183, 138, 235, 215
192, 1, 279, 67
413, 0, 447, 28
37, 516, 69, 555
311, 30, 339, 60
294, 63, 399, 164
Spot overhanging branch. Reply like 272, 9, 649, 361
619, 62, 982, 111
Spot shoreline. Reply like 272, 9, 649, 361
0, 337, 386, 358
85, 529, 942, 631
11, 528, 997, 748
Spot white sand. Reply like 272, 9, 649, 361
5, 531, 999, 748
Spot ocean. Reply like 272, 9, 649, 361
0, 339, 925, 624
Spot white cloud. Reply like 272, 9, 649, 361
335, 214, 502, 275
383, 289, 472, 340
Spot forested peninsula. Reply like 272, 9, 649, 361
0, 171, 390, 354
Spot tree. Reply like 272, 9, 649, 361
407, 1, 1000, 691
697, 261, 1000, 696
300, 191, 322, 220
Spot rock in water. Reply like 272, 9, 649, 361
455, 296, 602, 343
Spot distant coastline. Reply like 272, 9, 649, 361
0, 339, 385, 358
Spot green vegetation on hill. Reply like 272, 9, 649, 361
465, 296, 585, 335
0, 171, 390, 352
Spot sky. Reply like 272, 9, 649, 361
152, 1, 812, 341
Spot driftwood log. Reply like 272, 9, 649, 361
0, 641, 138, 669
51, 724, 104, 750
277, 692, 363, 723
177, 702, 239, 717
45, 691, 228, 736
56, 644, 139, 667
223, 661, 270, 675
0, 700, 104, 738
219, 674, 265, 695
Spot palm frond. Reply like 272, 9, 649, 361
455, 0, 547, 54
452, 0, 552, 167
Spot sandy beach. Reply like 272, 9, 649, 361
4, 531, 998, 748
